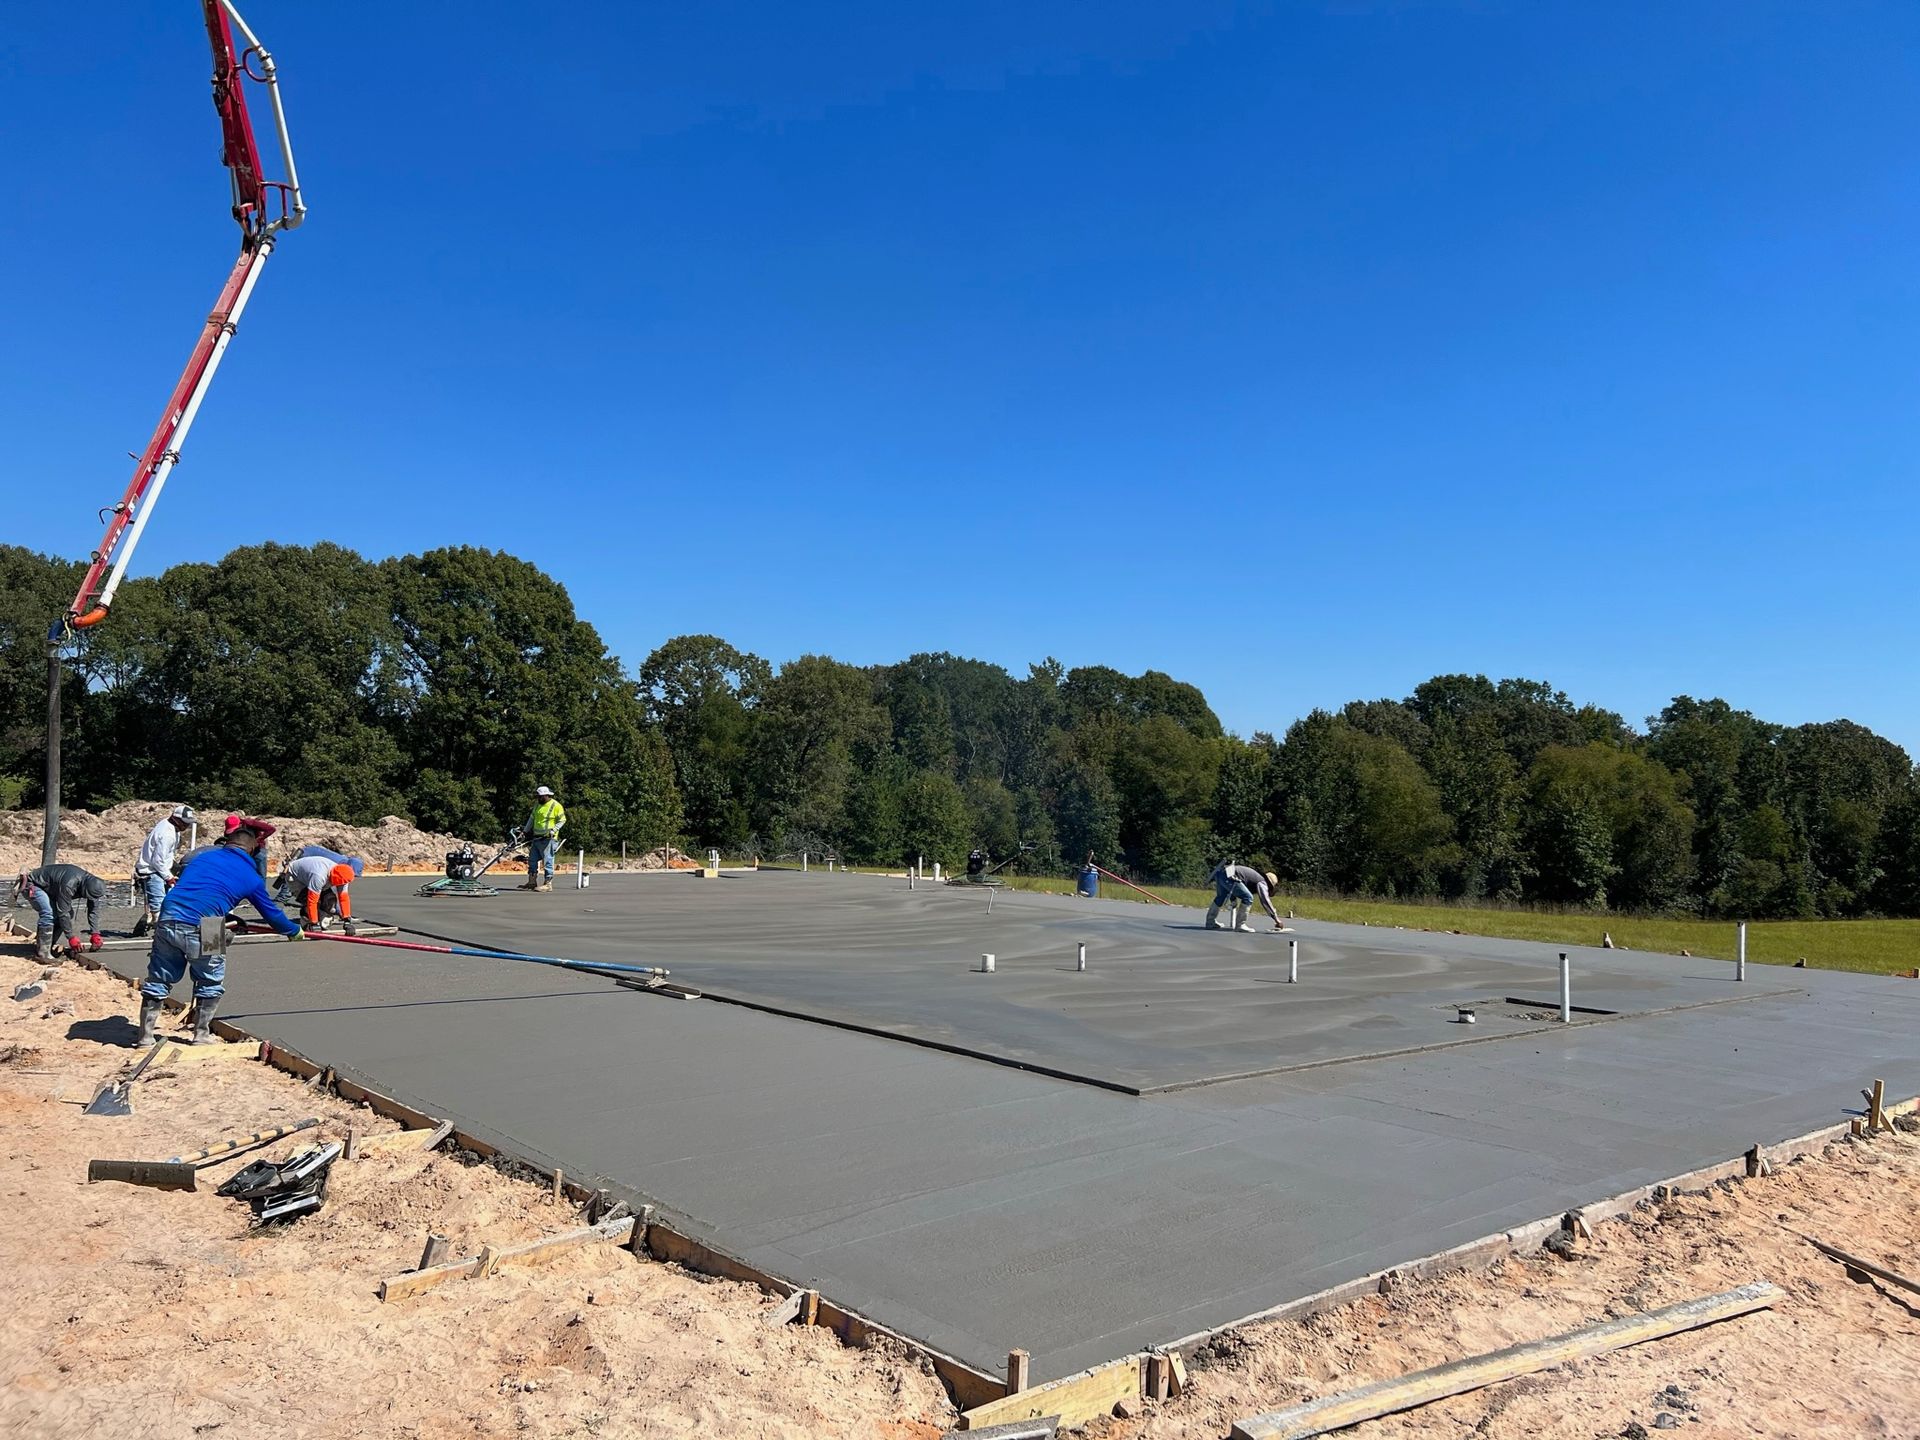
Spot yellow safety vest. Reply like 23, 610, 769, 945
530, 800, 566, 837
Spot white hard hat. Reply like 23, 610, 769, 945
535, 786, 554, 797
171, 805, 197, 823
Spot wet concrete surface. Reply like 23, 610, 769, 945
85, 871, 1920, 1384
368, 871, 1814, 1090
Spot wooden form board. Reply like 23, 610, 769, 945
959, 1355, 1143, 1431
153, 1039, 262, 1065
1229, 1282, 1784, 1440
354, 1120, 455, 1157
379, 1217, 636, 1301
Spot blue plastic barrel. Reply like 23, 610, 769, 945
1077, 865, 1099, 898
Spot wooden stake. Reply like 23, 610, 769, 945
1863, 1079, 1890, 1134
1167, 1350, 1189, 1397
418, 1232, 450, 1269
1006, 1349, 1030, 1395
1229, 1282, 1784, 1440
550, 1169, 564, 1203
343, 1126, 360, 1160
799, 1287, 819, 1326
1147, 1353, 1171, 1401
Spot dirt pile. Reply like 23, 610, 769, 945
0, 801, 485, 877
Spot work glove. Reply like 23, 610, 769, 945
66, 939, 84, 958
88, 932, 103, 952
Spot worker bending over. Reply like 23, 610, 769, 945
138, 818, 303, 1046
278, 853, 362, 930
16, 864, 109, 960
1207, 861, 1284, 933
522, 785, 566, 892
132, 805, 196, 938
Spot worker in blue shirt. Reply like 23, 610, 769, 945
138, 817, 304, 1046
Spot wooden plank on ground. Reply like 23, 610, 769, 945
763, 1290, 805, 1327
153, 1039, 262, 1065
959, 1355, 1144, 1431
377, 1254, 487, 1302
1228, 1281, 1784, 1440
352, 1120, 454, 1157
1795, 1232, 1920, 1297
491, 1216, 635, 1270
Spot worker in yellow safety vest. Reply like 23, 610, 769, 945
522, 785, 567, 892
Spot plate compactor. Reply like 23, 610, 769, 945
417, 827, 526, 898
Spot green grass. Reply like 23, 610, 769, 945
994, 875, 1920, 976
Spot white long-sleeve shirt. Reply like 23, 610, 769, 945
135, 818, 180, 878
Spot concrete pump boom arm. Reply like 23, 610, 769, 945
60, 0, 305, 635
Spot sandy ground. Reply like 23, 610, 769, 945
0, 946, 953, 1440
2, 941, 1916, 1440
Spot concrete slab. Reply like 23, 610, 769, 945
368, 870, 1813, 1091
80, 872, 1920, 1386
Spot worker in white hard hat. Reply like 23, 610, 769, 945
1206, 861, 1284, 933
131, 805, 197, 938
522, 785, 566, 892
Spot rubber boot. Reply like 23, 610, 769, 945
1204, 903, 1223, 930
1234, 903, 1254, 932
189, 994, 221, 1045
137, 995, 163, 1047
34, 925, 53, 962
132, 910, 153, 939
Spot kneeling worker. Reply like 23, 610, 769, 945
16, 864, 109, 959
139, 818, 303, 1046
279, 852, 362, 931
1207, 861, 1284, 933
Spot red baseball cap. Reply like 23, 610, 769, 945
227, 817, 277, 838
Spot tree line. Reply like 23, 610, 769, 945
4, 541, 1917, 918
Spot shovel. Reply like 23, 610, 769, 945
83, 1038, 167, 1117
89, 1117, 322, 1190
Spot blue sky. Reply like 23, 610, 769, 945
4, 2, 1916, 753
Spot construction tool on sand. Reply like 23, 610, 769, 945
417, 828, 528, 898
83, 1038, 168, 1117
219, 1140, 343, 1222
88, 1117, 321, 1190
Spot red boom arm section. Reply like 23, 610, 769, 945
64, 2, 273, 629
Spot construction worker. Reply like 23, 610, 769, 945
131, 805, 196, 938
138, 818, 303, 1046
277, 852, 362, 931
16, 864, 109, 960
522, 785, 566, 891
1206, 861, 1284, 933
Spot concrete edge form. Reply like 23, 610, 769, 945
1154, 1096, 1917, 1365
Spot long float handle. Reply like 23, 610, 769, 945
1092, 863, 1175, 906
297, 929, 670, 981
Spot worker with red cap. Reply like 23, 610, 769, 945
137, 817, 303, 1046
